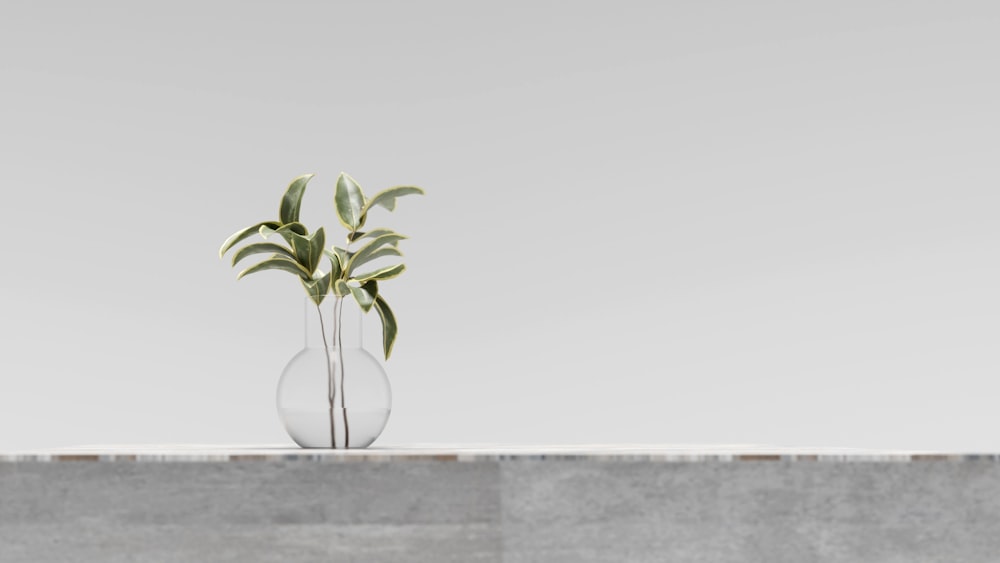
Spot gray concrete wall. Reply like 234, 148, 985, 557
2, 460, 999, 562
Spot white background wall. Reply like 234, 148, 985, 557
2, 1, 998, 451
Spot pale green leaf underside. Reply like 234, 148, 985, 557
259, 222, 309, 246
302, 270, 332, 305
324, 252, 343, 280
349, 280, 378, 312
326, 247, 350, 273
333, 279, 351, 297
362, 185, 424, 215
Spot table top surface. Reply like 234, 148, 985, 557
2, 444, 996, 462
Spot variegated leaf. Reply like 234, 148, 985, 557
333, 279, 351, 297
348, 228, 400, 244
373, 295, 397, 359
348, 245, 402, 273
288, 227, 325, 274
346, 233, 407, 276
260, 222, 308, 243
237, 257, 312, 281
301, 270, 332, 306
324, 252, 343, 280
279, 174, 314, 225
351, 263, 406, 283
326, 246, 351, 273
335, 173, 366, 231
349, 280, 378, 313
219, 221, 280, 258
231, 242, 296, 266
361, 185, 424, 215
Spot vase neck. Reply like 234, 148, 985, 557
304, 296, 363, 349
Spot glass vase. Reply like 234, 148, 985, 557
276, 296, 391, 448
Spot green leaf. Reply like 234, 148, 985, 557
335, 172, 366, 231
286, 223, 308, 235
279, 174, 314, 225
346, 233, 407, 276
352, 263, 406, 283
348, 228, 400, 244
283, 227, 324, 274
373, 295, 398, 360
348, 245, 403, 273
231, 242, 296, 266
367, 245, 404, 261
219, 221, 280, 258
284, 232, 311, 271
301, 270, 332, 306
325, 246, 350, 273
237, 257, 312, 281
362, 185, 424, 215
324, 252, 343, 280
349, 280, 378, 313
309, 229, 326, 271
333, 279, 351, 297
260, 222, 309, 244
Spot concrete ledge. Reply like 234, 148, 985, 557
2, 445, 997, 562
0, 443, 982, 462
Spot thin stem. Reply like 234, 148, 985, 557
316, 303, 336, 449
336, 296, 350, 448
337, 234, 356, 448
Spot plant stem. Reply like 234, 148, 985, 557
335, 296, 350, 448
337, 234, 356, 449
316, 304, 336, 449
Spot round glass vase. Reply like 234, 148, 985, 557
276, 296, 391, 449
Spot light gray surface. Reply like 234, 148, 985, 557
2, 1, 1000, 453
0, 443, 960, 462
3, 455, 1000, 562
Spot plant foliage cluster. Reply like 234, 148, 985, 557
219, 173, 423, 359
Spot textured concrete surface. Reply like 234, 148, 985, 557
3, 451, 1000, 561
0, 461, 502, 563
500, 461, 1000, 562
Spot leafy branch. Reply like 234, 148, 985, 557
219, 172, 424, 359
325, 172, 423, 359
